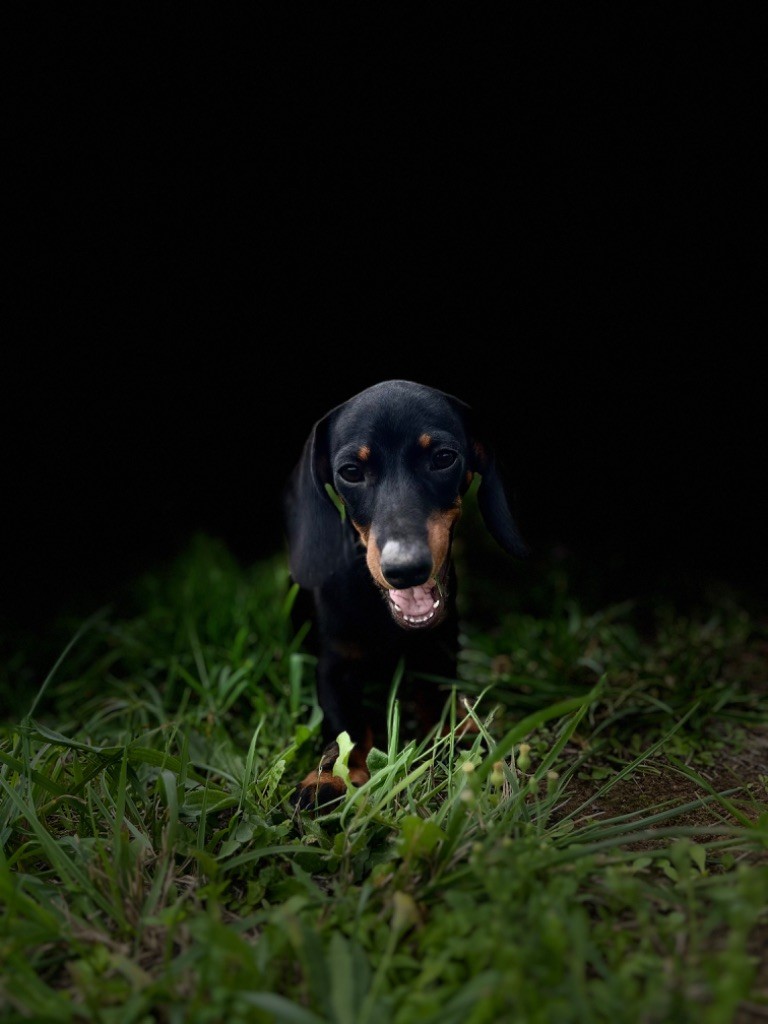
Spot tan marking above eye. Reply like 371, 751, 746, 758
419, 433, 432, 448
357, 445, 371, 461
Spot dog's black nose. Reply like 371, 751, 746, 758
380, 540, 433, 589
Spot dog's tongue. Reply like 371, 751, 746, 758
389, 582, 435, 617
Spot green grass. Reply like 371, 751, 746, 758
1, 535, 767, 1023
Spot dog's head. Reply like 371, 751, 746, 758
284, 380, 526, 629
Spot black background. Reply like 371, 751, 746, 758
4, 13, 765, 656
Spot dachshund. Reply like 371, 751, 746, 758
283, 379, 526, 809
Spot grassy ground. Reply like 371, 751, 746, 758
1, 533, 766, 1023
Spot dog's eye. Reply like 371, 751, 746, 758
338, 464, 365, 483
432, 449, 458, 470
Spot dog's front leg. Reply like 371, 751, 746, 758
293, 647, 373, 811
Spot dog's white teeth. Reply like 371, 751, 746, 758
404, 609, 435, 625
433, 598, 441, 608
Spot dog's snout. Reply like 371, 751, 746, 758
380, 539, 433, 589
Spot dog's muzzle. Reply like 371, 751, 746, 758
377, 539, 449, 629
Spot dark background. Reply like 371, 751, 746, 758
4, 14, 765, 655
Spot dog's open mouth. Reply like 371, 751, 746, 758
386, 571, 447, 629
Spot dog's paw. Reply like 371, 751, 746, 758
292, 742, 370, 812
292, 772, 349, 811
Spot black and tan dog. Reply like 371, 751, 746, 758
283, 380, 526, 809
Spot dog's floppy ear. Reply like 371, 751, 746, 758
445, 392, 528, 559
471, 438, 528, 558
283, 408, 354, 588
